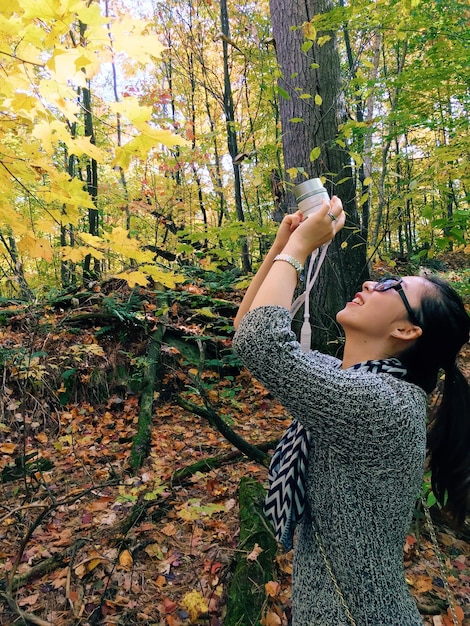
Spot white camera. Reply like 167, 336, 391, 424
293, 178, 330, 217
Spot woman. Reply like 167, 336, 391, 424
232, 196, 470, 626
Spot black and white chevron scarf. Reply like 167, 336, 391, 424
264, 358, 408, 550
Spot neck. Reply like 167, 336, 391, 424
341, 335, 397, 370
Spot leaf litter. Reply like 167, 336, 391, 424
0, 286, 468, 626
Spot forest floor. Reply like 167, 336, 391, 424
0, 259, 469, 626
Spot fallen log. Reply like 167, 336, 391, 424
175, 395, 270, 466
224, 476, 277, 626
171, 439, 279, 485
129, 320, 166, 470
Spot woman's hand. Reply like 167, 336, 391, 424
234, 195, 345, 327
282, 196, 345, 262
272, 210, 305, 253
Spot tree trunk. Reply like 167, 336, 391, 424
79, 21, 100, 283
269, 0, 368, 354
0, 230, 33, 301
219, 0, 251, 273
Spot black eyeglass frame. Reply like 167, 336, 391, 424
373, 277, 421, 327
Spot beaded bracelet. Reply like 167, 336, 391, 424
273, 253, 304, 273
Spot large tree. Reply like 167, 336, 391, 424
269, 0, 369, 354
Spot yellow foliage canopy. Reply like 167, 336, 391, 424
0, 0, 188, 292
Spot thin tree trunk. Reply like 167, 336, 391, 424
80, 21, 100, 282
219, 0, 251, 273
0, 231, 33, 300
372, 40, 408, 248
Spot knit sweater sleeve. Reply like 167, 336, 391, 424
233, 305, 427, 459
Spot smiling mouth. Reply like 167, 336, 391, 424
351, 294, 364, 306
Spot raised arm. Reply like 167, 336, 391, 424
233, 210, 304, 329
234, 196, 345, 329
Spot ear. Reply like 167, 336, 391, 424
391, 324, 422, 342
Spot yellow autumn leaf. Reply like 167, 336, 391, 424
18, 235, 53, 261
118, 549, 133, 569
141, 265, 184, 289
20, 0, 83, 21
61, 204, 81, 227
106, 227, 154, 262
62, 246, 87, 263
38, 79, 81, 122
0, 204, 29, 235
113, 130, 189, 169
114, 271, 149, 288
181, 590, 209, 622
110, 19, 164, 64
12, 42, 43, 66
79, 232, 105, 248
0, 442, 17, 454
314, 93, 323, 106
32, 119, 71, 156
47, 47, 90, 86
109, 97, 152, 125
303, 22, 317, 41
68, 135, 105, 163
144, 126, 190, 147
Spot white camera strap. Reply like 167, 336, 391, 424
290, 243, 329, 352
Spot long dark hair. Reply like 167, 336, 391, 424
399, 274, 470, 525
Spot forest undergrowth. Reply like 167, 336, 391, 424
0, 257, 469, 626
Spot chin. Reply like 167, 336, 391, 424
335, 306, 348, 327
336, 303, 360, 330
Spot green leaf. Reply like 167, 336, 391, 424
309, 146, 321, 161
277, 86, 290, 100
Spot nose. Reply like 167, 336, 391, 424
362, 280, 375, 292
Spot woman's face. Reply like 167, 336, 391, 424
336, 275, 428, 337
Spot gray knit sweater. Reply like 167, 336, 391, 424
233, 306, 428, 626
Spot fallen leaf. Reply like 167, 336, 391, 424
446, 606, 464, 624
161, 522, 177, 536
261, 610, 282, 626
119, 549, 133, 569
181, 589, 208, 622
155, 574, 166, 588
17, 593, 39, 607
265, 581, 281, 597
247, 543, 263, 561
414, 576, 434, 593
161, 596, 178, 614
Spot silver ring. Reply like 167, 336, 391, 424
328, 211, 337, 221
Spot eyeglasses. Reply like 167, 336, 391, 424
373, 276, 421, 327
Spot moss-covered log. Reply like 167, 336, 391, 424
129, 321, 166, 469
175, 395, 270, 466
171, 439, 279, 485
224, 477, 277, 626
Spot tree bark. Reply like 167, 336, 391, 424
269, 0, 368, 354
